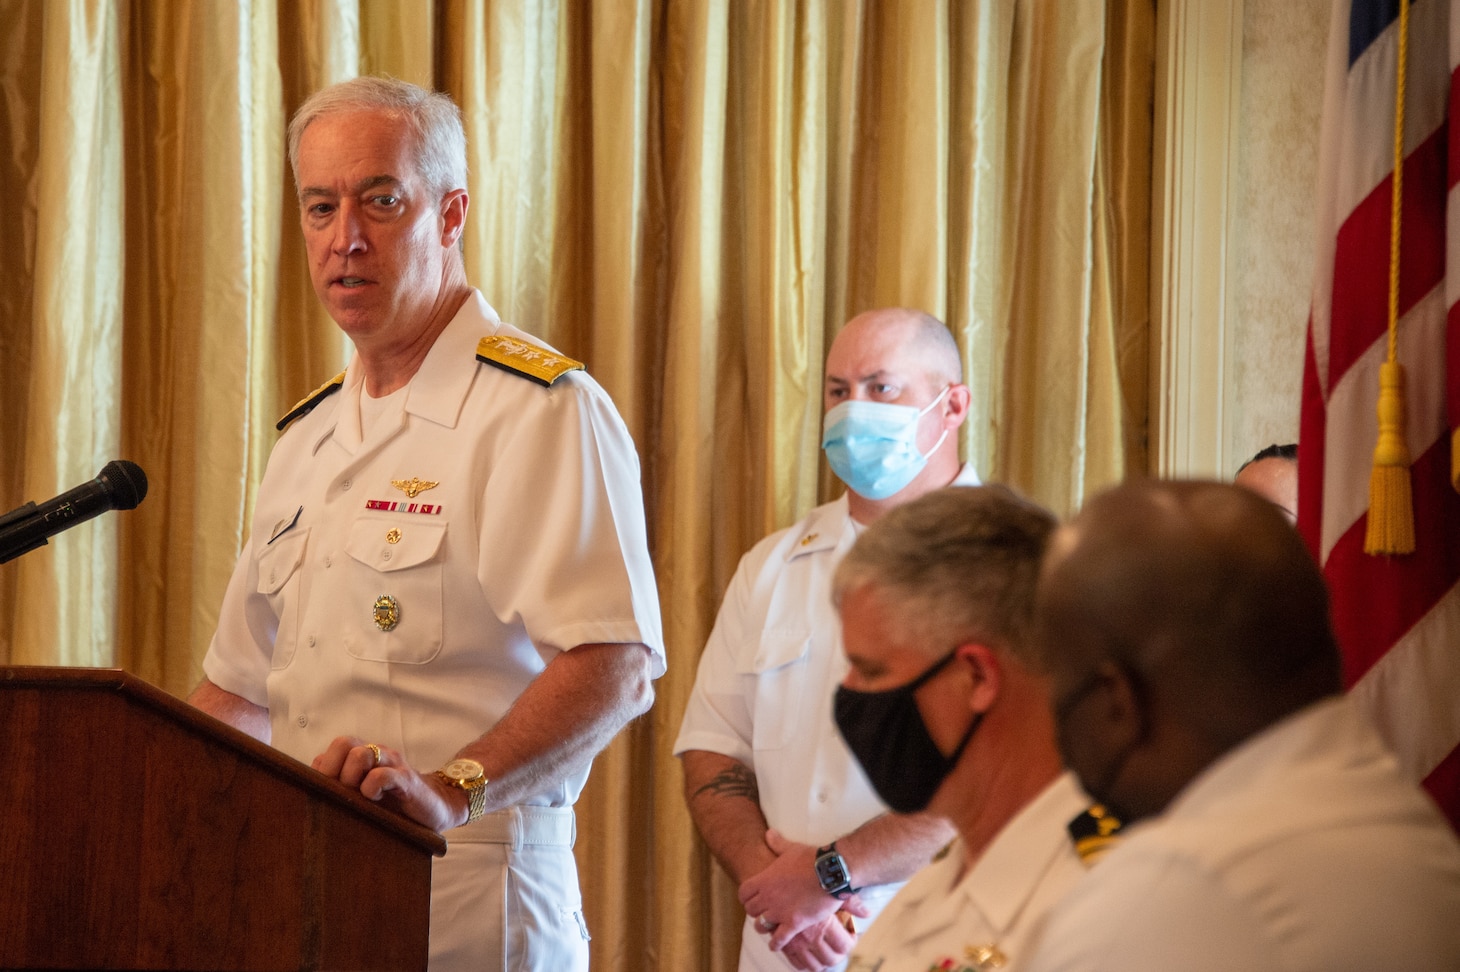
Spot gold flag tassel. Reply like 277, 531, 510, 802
1365, 0, 1416, 556
1368, 361, 1415, 553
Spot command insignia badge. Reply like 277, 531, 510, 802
372, 594, 400, 632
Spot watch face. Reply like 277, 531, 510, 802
442, 758, 485, 783
815, 852, 850, 892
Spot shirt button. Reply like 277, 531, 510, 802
308, 635, 317, 647
268, 569, 278, 585
817, 790, 829, 803
323, 555, 332, 568
296, 715, 307, 727
381, 550, 392, 561
341, 479, 352, 490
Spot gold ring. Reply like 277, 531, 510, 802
366, 743, 382, 766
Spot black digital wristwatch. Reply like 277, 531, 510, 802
814, 842, 857, 898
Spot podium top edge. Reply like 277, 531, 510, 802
0, 664, 447, 857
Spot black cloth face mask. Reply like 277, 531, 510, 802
834, 649, 982, 814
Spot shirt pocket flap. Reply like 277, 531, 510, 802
738, 629, 811, 674
256, 528, 309, 595
345, 517, 447, 572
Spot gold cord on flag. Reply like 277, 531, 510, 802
1455, 424, 1460, 492
1366, 0, 1416, 556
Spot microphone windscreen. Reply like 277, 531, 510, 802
100, 460, 148, 511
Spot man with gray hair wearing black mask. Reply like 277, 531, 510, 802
831, 485, 1112, 972
189, 77, 665, 971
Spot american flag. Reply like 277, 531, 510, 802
1301, 0, 1460, 829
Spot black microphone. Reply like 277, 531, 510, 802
0, 460, 149, 564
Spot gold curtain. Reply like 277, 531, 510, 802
0, 2, 1152, 969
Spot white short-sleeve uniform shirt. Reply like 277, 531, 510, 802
203, 290, 665, 970
847, 773, 1091, 972
1023, 697, 1460, 972
674, 463, 980, 972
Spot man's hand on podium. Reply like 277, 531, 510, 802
312, 736, 468, 833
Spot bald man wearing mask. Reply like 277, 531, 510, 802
674, 309, 971, 971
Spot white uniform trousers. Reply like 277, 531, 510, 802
428, 806, 588, 972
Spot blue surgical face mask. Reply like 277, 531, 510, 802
821, 387, 950, 500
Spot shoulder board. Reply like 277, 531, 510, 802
476, 335, 584, 387
276, 371, 346, 431
1067, 803, 1124, 867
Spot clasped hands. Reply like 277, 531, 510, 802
311, 735, 468, 833
738, 829, 869, 972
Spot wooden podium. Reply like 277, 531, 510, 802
0, 666, 446, 970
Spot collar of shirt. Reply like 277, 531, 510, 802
959, 770, 1090, 935
309, 289, 506, 454
784, 461, 983, 565
1157, 695, 1394, 837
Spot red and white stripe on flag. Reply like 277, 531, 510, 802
1301, 0, 1460, 830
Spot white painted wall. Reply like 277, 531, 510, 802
1225, 0, 1329, 473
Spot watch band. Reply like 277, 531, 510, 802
434, 770, 488, 824
460, 775, 487, 823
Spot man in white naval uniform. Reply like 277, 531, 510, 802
674, 309, 968, 971
831, 486, 1110, 972
1024, 479, 1460, 972
189, 77, 664, 972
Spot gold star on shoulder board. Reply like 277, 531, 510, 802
392, 477, 439, 499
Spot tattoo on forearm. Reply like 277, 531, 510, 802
695, 764, 760, 803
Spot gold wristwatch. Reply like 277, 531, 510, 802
434, 758, 488, 824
